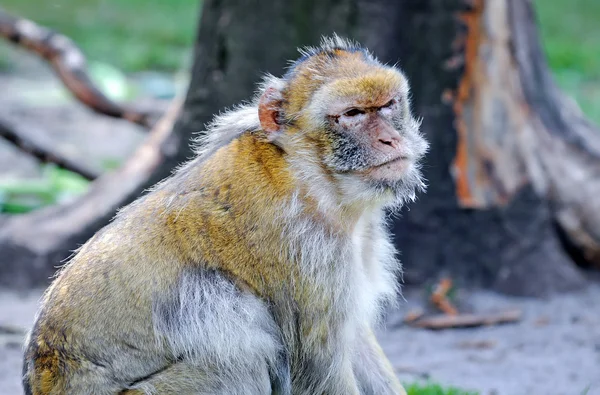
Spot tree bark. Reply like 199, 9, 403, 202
2, 0, 599, 296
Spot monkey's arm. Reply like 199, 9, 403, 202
353, 327, 407, 395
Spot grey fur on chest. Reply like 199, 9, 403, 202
152, 268, 282, 364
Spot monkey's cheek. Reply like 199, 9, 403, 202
365, 158, 412, 181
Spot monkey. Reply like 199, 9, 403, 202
22, 34, 428, 395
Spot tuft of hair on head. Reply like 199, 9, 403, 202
284, 34, 377, 80
298, 34, 364, 57
190, 34, 382, 163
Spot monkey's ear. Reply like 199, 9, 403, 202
258, 87, 284, 137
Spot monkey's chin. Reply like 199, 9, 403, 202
360, 159, 425, 206
365, 157, 411, 181
334, 159, 424, 208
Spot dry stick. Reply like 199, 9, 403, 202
409, 309, 522, 330
430, 278, 458, 315
0, 117, 100, 180
0, 8, 153, 128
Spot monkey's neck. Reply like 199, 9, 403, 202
299, 162, 385, 238
208, 133, 375, 233
178, 133, 372, 260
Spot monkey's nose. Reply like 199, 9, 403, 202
376, 133, 402, 153
375, 124, 402, 152
378, 137, 400, 149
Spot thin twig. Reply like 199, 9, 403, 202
0, 117, 100, 180
430, 278, 458, 315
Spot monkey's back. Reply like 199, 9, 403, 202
22, 133, 296, 394
22, 196, 185, 393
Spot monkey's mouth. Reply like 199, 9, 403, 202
362, 156, 412, 180
373, 156, 409, 168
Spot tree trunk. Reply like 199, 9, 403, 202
381, 0, 600, 295
2, 0, 599, 296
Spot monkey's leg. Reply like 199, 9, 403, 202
123, 360, 273, 395
294, 350, 361, 395
145, 268, 290, 394
353, 327, 406, 395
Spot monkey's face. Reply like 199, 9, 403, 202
306, 69, 428, 206
258, 53, 428, 208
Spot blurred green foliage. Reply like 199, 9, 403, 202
535, 0, 600, 125
1, 0, 199, 72
535, 0, 600, 76
405, 382, 478, 395
0, 165, 89, 213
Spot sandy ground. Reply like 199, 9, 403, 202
1, 284, 600, 395
385, 284, 600, 395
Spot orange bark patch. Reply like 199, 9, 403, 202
451, 0, 484, 207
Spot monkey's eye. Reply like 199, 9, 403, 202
381, 99, 396, 109
343, 108, 365, 117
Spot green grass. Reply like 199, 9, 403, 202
1, 0, 199, 72
535, 0, 600, 125
405, 382, 478, 395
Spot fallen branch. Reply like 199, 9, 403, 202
0, 8, 154, 128
0, 116, 100, 180
402, 309, 425, 324
0, 96, 183, 288
408, 309, 522, 330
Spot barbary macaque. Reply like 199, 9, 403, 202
23, 35, 428, 395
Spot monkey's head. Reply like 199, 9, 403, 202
258, 35, 428, 209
